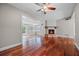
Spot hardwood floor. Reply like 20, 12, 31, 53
0, 35, 79, 56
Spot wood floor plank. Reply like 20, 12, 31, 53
0, 35, 78, 56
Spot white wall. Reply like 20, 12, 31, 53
0, 4, 21, 48
56, 12, 75, 38
47, 20, 56, 26
75, 4, 79, 48
41, 19, 56, 35
0, 4, 40, 50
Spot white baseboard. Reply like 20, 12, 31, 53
75, 43, 79, 50
0, 43, 22, 51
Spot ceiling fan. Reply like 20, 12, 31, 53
35, 3, 56, 14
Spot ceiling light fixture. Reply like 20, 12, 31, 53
35, 3, 56, 14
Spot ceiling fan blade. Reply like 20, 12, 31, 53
35, 3, 43, 7
37, 9, 41, 11
48, 7, 56, 10
35, 3, 41, 6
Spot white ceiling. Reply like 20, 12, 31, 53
10, 3, 76, 21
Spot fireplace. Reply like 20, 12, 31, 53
48, 29, 55, 34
